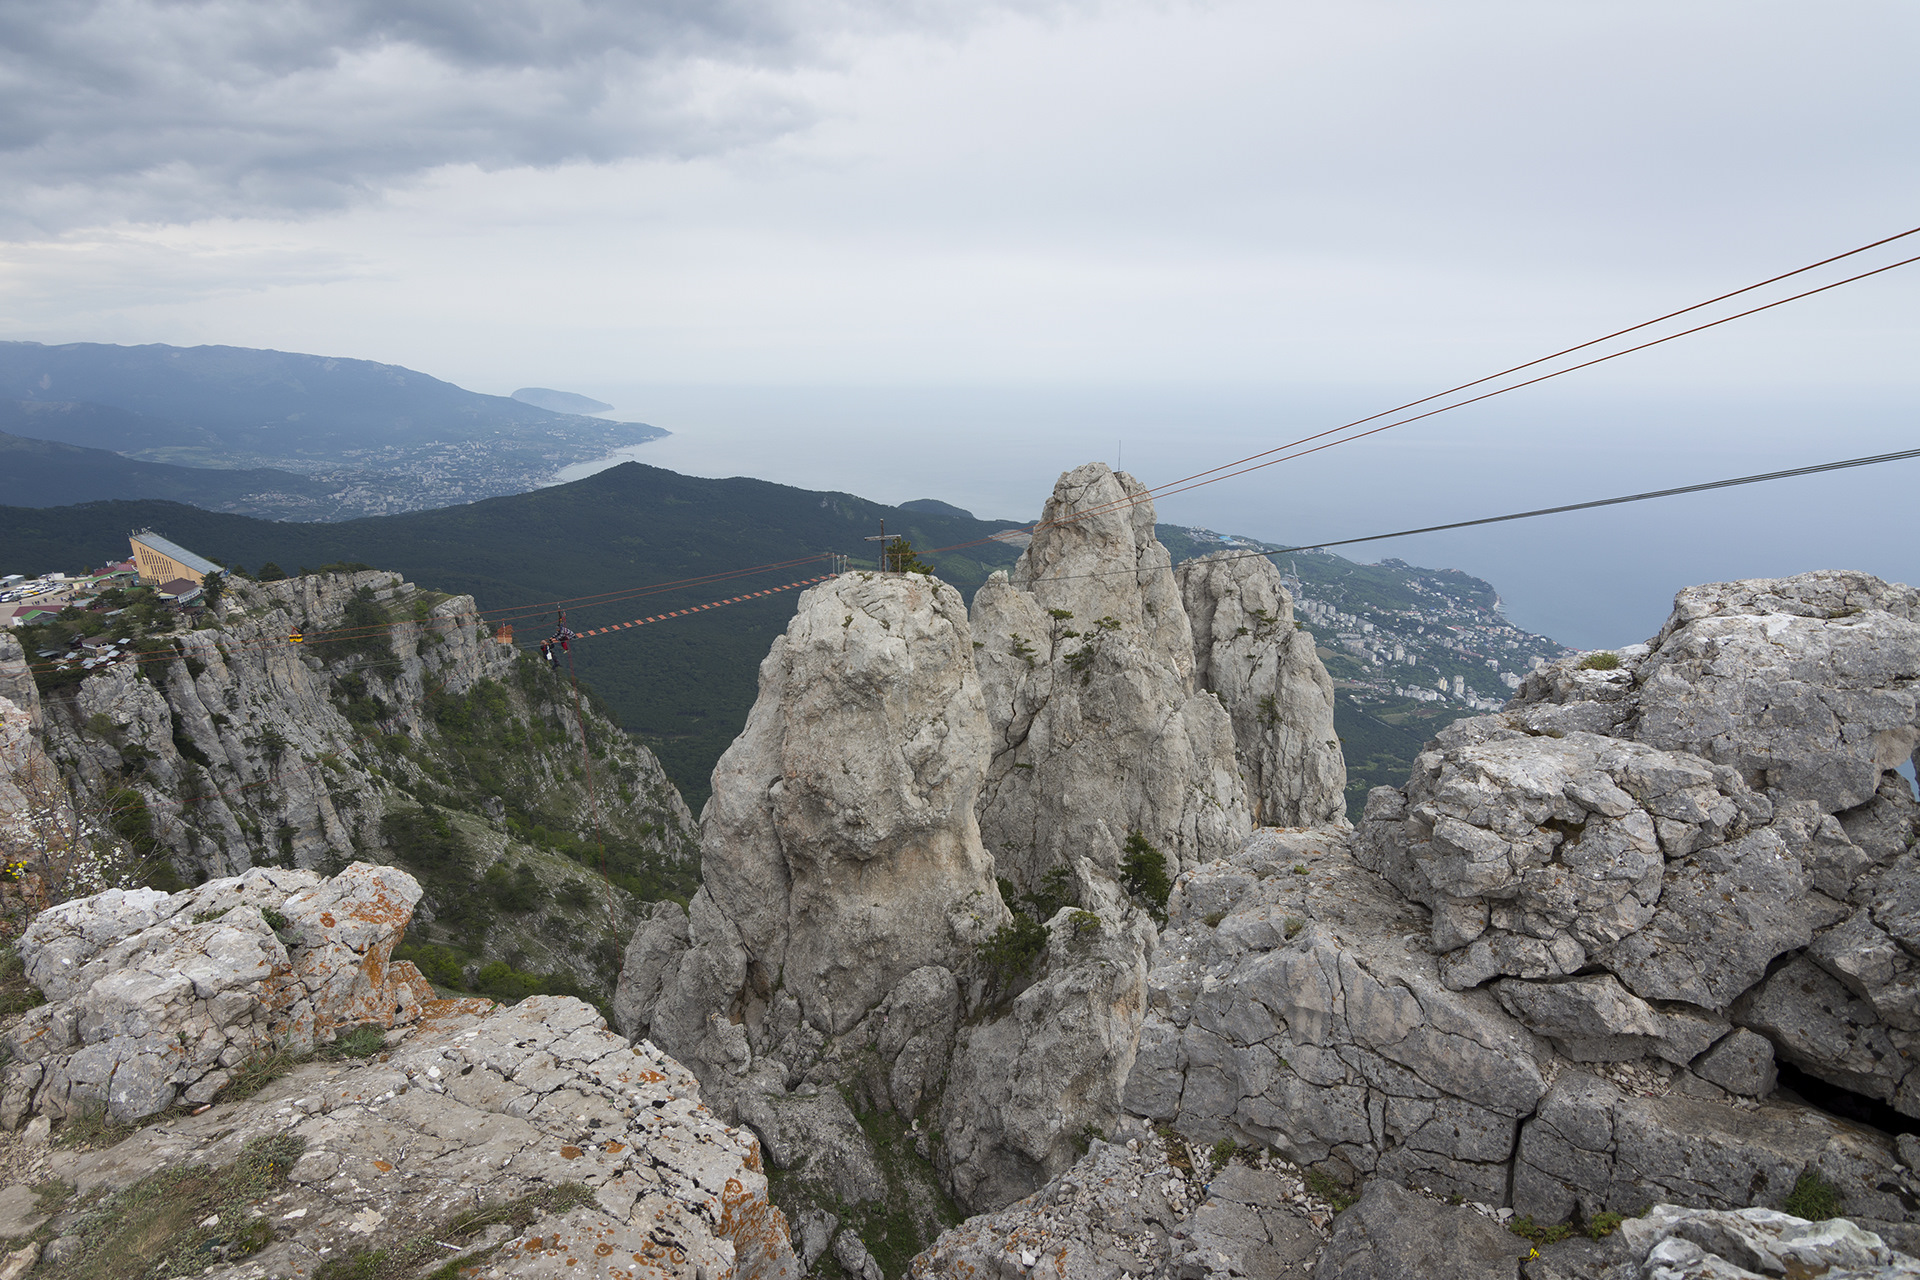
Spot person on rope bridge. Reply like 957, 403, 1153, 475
541, 615, 579, 669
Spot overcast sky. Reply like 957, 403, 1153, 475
1, 0, 1915, 645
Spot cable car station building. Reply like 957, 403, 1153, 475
129, 530, 219, 598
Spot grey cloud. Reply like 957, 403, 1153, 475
0, 0, 1024, 230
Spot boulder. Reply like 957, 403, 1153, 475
1176, 551, 1346, 828
1618, 1205, 1919, 1280
3, 863, 434, 1125
1512, 1070, 1909, 1225
1353, 716, 1838, 999
1690, 1029, 1777, 1098
971, 463, 1251, 889
1510, 570, 1920, 814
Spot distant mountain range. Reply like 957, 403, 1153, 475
0, 338, 1568, 811
512, 387, 614, 414
0, 341, 668, 518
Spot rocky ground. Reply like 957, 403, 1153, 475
0, 859, 793, 1280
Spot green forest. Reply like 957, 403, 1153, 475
1, 463, 1022, 809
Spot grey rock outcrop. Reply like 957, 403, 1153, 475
36, 996, 798, 1280
0, 632, 36, 729
938, 873, 1158, 1210
627, 573, 1004, 1080
1354, 715, 1836, 998
25, 567, 694, 1007
618, 572, 1009, 1248
46, 571, 506, 875
1121, 819, 1918, 1229
1618, 1205, 1920, 1280
1177, 551, 1346, 828
1309, 1180, 1528, 1280
1510, 570, 1920, 812
0, 633, 63, 859
2, 863, 435, 1125
1358, 570, 1920, 1123
971, 463, 1251, 889
910, 1122, 1330, 1280
1126, 827, 1547, 1205
1513, 1068, 1911, 1225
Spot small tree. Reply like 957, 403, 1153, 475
1121, 831, 1172, 924
888, 539, 935, 575
200, 570, 225, 609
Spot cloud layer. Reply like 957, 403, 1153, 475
0, 0, 1022, 229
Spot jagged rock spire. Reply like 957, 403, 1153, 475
970, 462, 1252, 888
622, 572, 1005, 1076
1177, 550, 1347, 827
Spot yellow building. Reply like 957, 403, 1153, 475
129, 529, 220, 588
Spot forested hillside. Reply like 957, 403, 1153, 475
1, 463, 1022, 808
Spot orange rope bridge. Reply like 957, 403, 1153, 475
568, 574, 837, 640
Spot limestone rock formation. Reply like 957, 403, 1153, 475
1309, 1180, 1528, 1280
1354, 716, 1840, 998
938, 870, 1158, 1210
1359, 570, 1920, 1125
1510, 569, 1920, 811
34, 996, 797, 1280
971, 463, 1251, 889
0, 633, 64, 859
618, 572, 1009, 1255
2, 863, 434, 1125
1120, 820, 1919, 1228
1177, 551, 1346, 828
628, 572, 1004, 1080
1125, 828, 1548, 1205
910, 1120, 1331, 1280
1617, 1206, 1920, 1280
23, 569, 693, 999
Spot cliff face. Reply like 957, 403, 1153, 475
971, 463, 1252, 889
1177, 550, 1346, 828
1113, 569, 1920, 1242
629, 572, 1005, 1068
16, 571, 696, 999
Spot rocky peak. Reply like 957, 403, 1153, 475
1513, 569, 1920, 812
621, 572, 1005, 1073
971, 462, 1252, 888
1177, 550, 1347, 827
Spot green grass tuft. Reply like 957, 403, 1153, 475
1303, 1167, 1360, 1211
1576, 651, 1621, 671
1783, 1169, 1843, 1221
51, 1133, 305, 1279
1508, 1215, 1576, 1245
1584, 1210, 1625, 1239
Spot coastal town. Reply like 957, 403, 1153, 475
1160, 524, 1569, 712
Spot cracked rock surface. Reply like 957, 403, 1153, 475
1177, 551, 1345, 830
971, 462, 1251, 890
4, 863, 433, 1126
38, 996, 797, 1280
912, 1119, 1331, 1280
